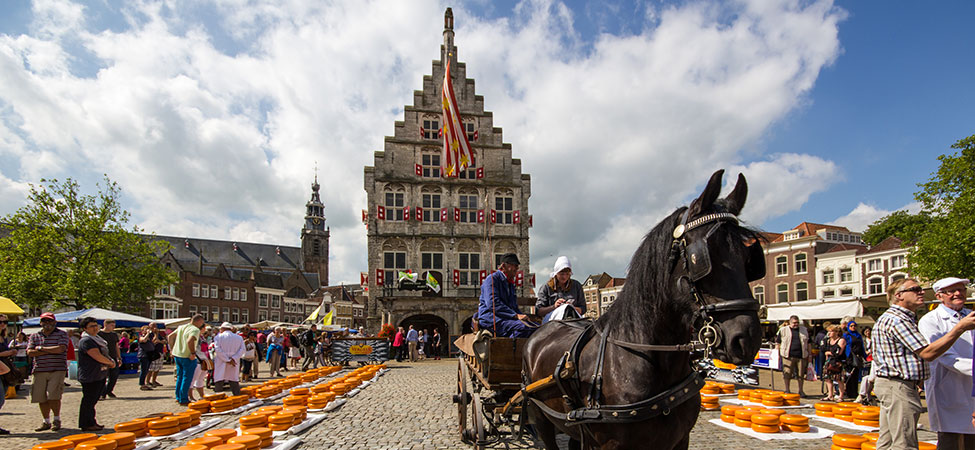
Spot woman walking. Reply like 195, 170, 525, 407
77, 318, 116, 431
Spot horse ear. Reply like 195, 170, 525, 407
688, 169, 724, 216
725, 173, 748, 216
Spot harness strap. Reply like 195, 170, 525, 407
586, 329, 609, 408
606, 338, 702, 353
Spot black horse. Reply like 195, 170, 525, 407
522, 170, 764, 450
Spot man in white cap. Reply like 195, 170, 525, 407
918, 277, 974, 450
535, 256, 586, 323
212, 322, 245, 396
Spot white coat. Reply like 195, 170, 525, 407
212, 330, 245, 382
918, 304, 974, 434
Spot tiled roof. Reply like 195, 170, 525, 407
606, 278, 626, 288
792, 222, 850, 237
152, 234, 301, 273
821, 243, 868, 255
864, 236, 905, 255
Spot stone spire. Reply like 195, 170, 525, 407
443, 7, 455, 66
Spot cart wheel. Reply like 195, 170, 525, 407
455, 357, 471, 442
471, 391, 487, 449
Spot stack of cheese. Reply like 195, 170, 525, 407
96, 433, 137, 450
188, 400, 211, 414
226, 434, 263, 450
187, 436, 224, 448
113, 419, 150, 438
815, 402, 880, 427
267, 411, 296, 431
242, 427, 274, 448
148, 416, 182, 436
204, 428, 240, 445
31, 442, 75, 450
700, 394, 720, 411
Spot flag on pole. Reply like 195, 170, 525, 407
426, 272, 441, 293
321, 309, 333, 326
398, 270, 418, 283
441, 59, 474, 177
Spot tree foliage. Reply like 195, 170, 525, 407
909, 135, 975, 281
862, 210, 932, 246
0, 177, 176, 311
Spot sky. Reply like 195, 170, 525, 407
0, 0, 972, 285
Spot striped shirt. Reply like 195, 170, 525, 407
873, 304, 929, 381
28, 328, 69, 373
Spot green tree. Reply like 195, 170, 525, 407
862, 210, 932, 246
0, 177, 176, 311
910, 135, 975, 280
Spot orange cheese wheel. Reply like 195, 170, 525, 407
785, 399, 800, 406
60, 434, 99, 445
832, 446, 860, 450
781, 424, 810, 433
833, 406, 855, 415
743, 405, 764, 412
781, 393, 800, 401
750, 414, 780, 426
852, 410, 879, 420
290, 388, 310, 396
762, 400, 784, 407
734, 418, 752, 428
189, 400, 211, 410
751, 423, 779, 433
919, 443, 936, 450
268, 423, 290, 431
114, 421, 147, 433
721, 405, 742, 415
149, 426, 181, 437
174, 413, 192, 425
211, 445, 246, 450
75, 440, 118, 450
760, 409, 785, 417
701, 404, 720, 411
258, 406, 282, 414
837, 402, 861, 409
268, 413, 295, 425
720, 414, 735, 423
853, 419, 880, 427
701, 394, 719, 402
204, 393, 226, 401
815, 402, 836, 411
211, 399, 234, 408
816, 410, 835, 418
148, 417, 181, 430
780, 414, 809, 426
242, 427, 273, 439
762, 393, 783, 401
173, 446, 209, 450
862, 442, 877, 450
240, 415, 267, 427
863, 432, 879, 442
32, 442, 75, 450
227, 435, 262, 449
835, 414, 854, 422
100, 432, 136, 446
734, 409, 757, 420
832, 433, 869, 448
261, 437, 273, 448
188, 436, 224, 447
205, 429, 239, 443
700, 387, 721, 395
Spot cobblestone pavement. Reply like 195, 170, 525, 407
4, 359, 937, 449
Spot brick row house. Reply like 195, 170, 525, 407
580, 273, 626, 318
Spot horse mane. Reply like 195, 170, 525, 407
596, 198, 763, 343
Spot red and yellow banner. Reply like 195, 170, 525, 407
442, 59, 474, 177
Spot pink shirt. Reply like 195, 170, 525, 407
393, 331, 404, 347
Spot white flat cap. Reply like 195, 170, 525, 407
933, 277, 970, 293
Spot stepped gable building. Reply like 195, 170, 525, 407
363, 8, 533, 336
147, 178, 329, 323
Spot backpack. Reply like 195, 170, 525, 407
301, 330, 316, 347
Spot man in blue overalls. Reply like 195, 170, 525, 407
477, 253, 535, 338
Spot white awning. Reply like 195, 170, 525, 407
765, 297, 866, 321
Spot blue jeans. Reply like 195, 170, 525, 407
174, 356, 198, 404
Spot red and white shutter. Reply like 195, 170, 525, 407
529, 274, 536, 287
441, 208, 448, 222
376, 269, 385, 286
454, 208, 461, 222
513, 211, 520, 224
377, 205, 386, 221
415, 164, 422, 176
490, 209, 496, 223
476, 167, 484, 179
416, 207, 423, 222
403, 207, 410, 221
473, 130, 479, 141
360, 272, 369, 285
477, 209, 484, 223
419, 126, 424, 139
453, 269, 460, 287
362, 209, 368, 224
516, 271, 524, 287
479, 270, 488, 284
528, 215, 533, 227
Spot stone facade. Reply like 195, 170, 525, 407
363, 8, 532, 338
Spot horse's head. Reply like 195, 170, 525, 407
672, 170, 764, 365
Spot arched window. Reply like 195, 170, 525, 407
868, 277, 884, 295
458, 187, 479, 223
775, 256, 788, 276
383, 184, 406, 221
794, 254, 807, 274
776, 284, 789, 303
753, 286, 765, 304
457, 239, 481, 286
795, 282, 808, 301
494, 188, 514, 224
382, 238, 408, 287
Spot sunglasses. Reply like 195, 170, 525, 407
898, 286, 924, 294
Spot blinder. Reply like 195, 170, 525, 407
684, 238, 712, 282
745, 241, 766, 282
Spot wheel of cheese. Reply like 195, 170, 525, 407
205, 428, 239, 443
862, 432, 879, 442
835, 414, 854, 422
918, 443, 936, 450
189, 400, 211, 411
861, 442, 877, 450
832, 446, 861, 450
116, 444, 136, 450
760, 409, 785, 417
780, 414, 809, 426
780, 424, 810, 433
60, 433, 99, 445
204, 393, 227, 401
174, 413, 193, 429
188, 436, 224, 448
183, 409, 203, 421
832, 433, 868, 448
737, 389, 753, 399
268, 413, 295, 425
282, 396, 307, 406
816, 410, 835, 418
721, 405, 742, 415
781, 393, 800, 401
701, 404, 720, 411
750, 414, 780, 426
743, 405, 764, 412
852, 410, 879, 420
31, 442, 74, 450
282, 406, 307, 419
815, 402, 836, 411
762, 400, 784, 407
785, 399, 800, 406
751, 423, 779, 433
258, 406, 282, 414
100, 432, 137, 446
762, 393, 783, 402
833, 406, 855, 415
113, 421, 147, 433
700, 386, 721, 395
268, 423, 290, 431
211, 398, 234, 408
853, 419, 880, 427
290, 387, 310, 396
734, 409, 757, 420
227, 434, 262, 450
837, 402, 861, 409
260, 437, 273, 448
76, 440, 119, 450
173, 446, 209, 450
149, 426, 181, 437
148, 416, 181, 429
734, 418, 752, 428
240, 415, 267, 427
720, 414, 735, 423
210, 445, 246, 450
242, 427, 273, 440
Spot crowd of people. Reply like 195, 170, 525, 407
0, 314, 349, 434
774, 276, 975, 450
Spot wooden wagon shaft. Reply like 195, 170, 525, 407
501, 375, 555, 416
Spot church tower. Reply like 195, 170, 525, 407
301, 174, 329, 287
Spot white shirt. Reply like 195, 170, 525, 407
212, 330, 245, 382
918, 304, 974, 433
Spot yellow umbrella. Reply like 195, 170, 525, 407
0, 296, 25, 316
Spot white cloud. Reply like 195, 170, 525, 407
832, 201, 921, 233
0, 0, 847, 284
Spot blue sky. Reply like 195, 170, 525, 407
0, 0, 971, 283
